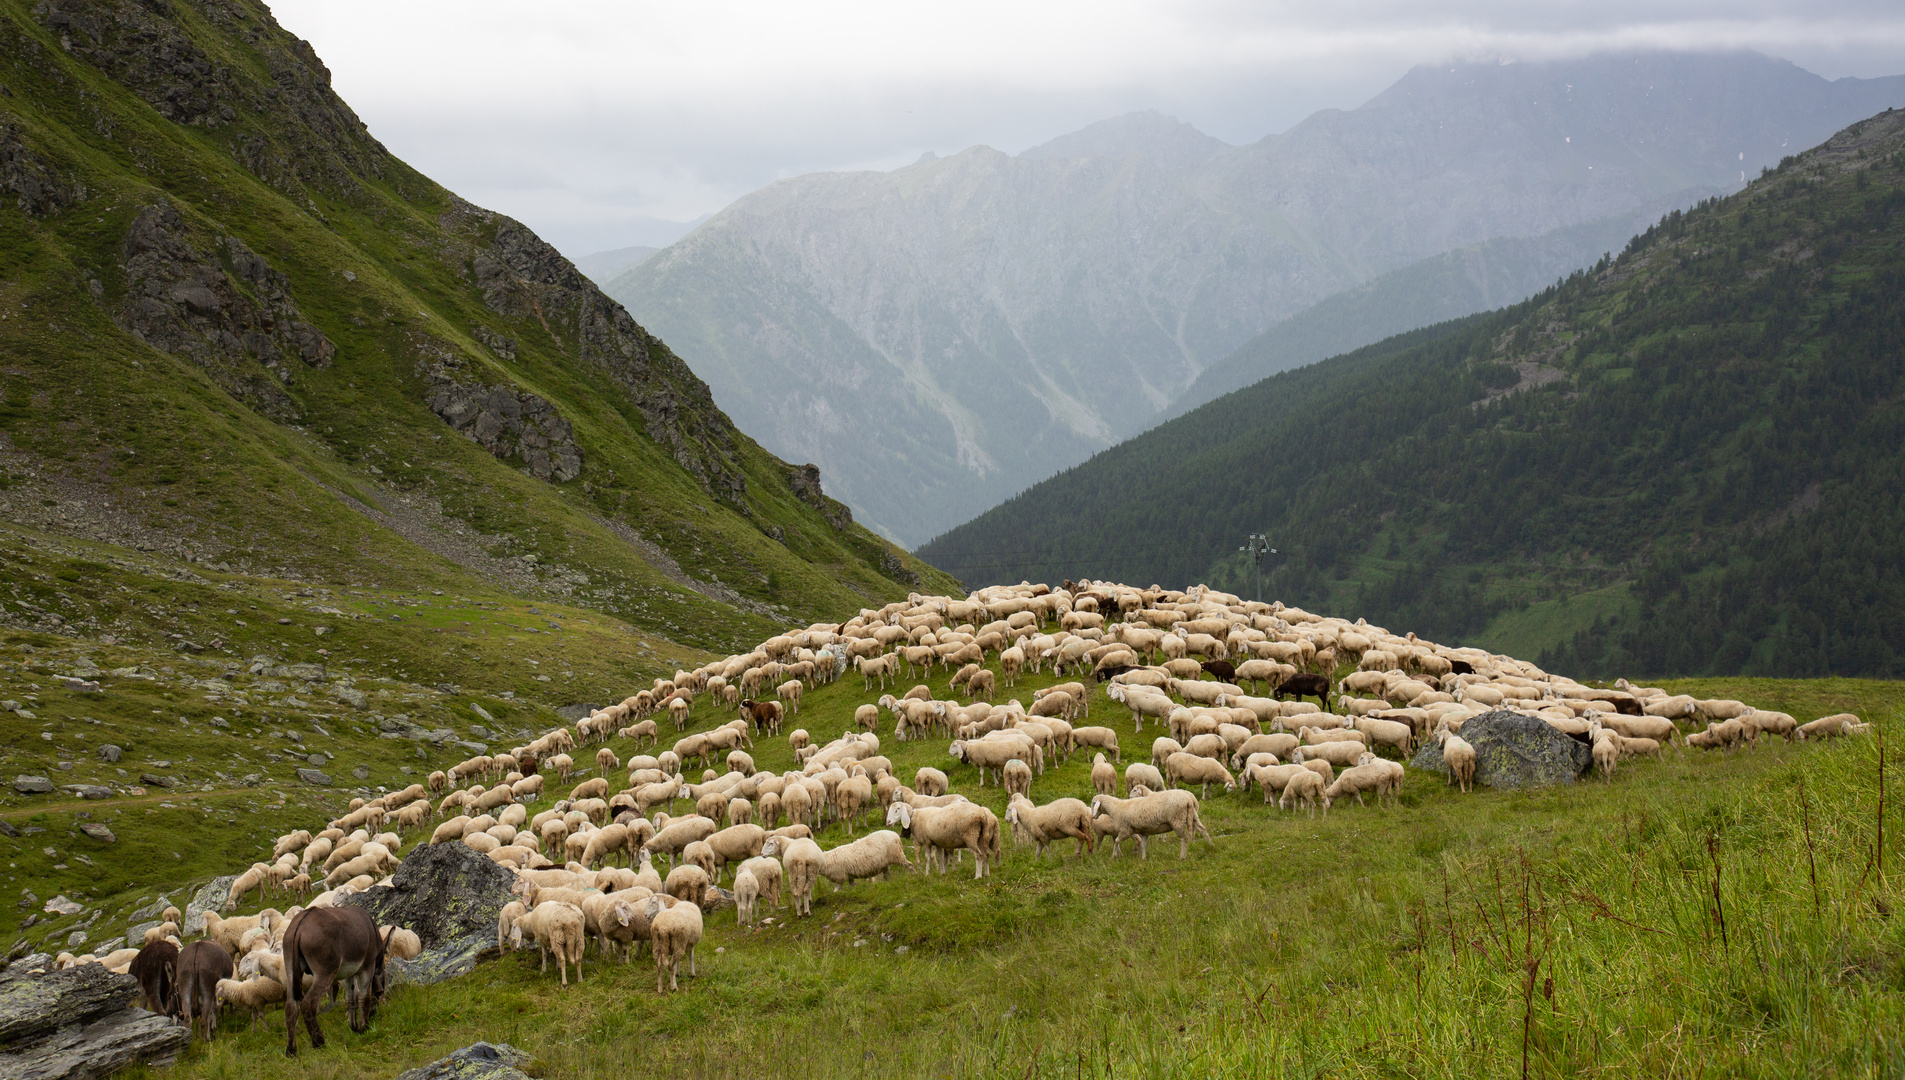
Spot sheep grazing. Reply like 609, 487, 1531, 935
1441, 733, 1476, 793
913, 767, 949, 797
738, 856, 785, 912
644, 894, 704, 993
1004, 795, 1095, 859
512, 901, 587, 987
1320, 763, 1397, 814
1002, 758, 1033, 799
812, 830, 914, 890
1089, 790, 1214, 859
665, 864, 712, 910
886, 801, 999, 878
1593, 733, 1619, 782
1279, 770, 1324, 815
763, 836, 824, 917
215, 975, 286, 1027
1796, 713, 1860, 740
733, 866, 762, 925
497, 901, 528, 953
1124, 762, 1166, 796
1164, 752, 1236, 798
1091, 753, 1118, 797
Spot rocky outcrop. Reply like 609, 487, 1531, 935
1410, 710, 1593, 789
787, 463, 852, 531
343, 842, 516, 986
33, 0, 388, 199
427, 380, 583, 483
115, 202, 336, 420
0, 963, 185, 1080
0, 116, 82, 217
180, 875, 236, 935
439, 199, 748, 504
393, 1042, 542, 1080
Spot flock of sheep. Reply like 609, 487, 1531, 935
50, 580, 1871, 1034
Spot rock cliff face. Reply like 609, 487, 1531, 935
613, 52, 1905, 545
116, 202, 336, 420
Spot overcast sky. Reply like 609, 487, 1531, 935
269, 1, 1905, 258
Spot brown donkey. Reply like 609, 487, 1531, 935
283, 905, 387, 1055
174, 940, 233, 1044
128, 939, 178, 1016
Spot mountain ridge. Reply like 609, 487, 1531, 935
612, 50, 1905, 546
918, 105, 1905, 677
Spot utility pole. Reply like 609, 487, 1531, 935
1240, 533, 1276, 604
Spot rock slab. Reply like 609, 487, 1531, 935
393, 1041, 541, 1080
13, 775, 53, 795
0, 962, 136, 1043
344, 842, 516, 986
1409, 709, 1592, 789
181, 876, 236, 934
0, 1006, 187, 1080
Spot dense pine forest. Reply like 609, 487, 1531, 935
920, 108, 1905, 678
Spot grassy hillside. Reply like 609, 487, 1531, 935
920, 108, 1905, 679
0, 0, 952, 665
11, 618, 1890, 1079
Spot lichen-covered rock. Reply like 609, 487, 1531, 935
344, 842, 516, 986
1409, 710, 1592, 789
393, 1041, 542, 1080
0, 962, 136, 1043
181, 876, 236, 935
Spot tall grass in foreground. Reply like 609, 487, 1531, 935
146, 692, 1902, 1080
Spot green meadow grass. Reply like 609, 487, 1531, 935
104, 654, 1904, 1080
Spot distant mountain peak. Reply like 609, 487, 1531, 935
1019, 110, 1230, 167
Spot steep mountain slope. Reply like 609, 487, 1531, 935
0, 0, 951, 660
613, 54, 1905, 545
919, 108, 1905, 678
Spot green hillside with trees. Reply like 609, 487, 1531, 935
921, 108, 1905, 678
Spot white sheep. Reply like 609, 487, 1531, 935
1279, 770, 1324, 815
733, 866, 761, 925
644, 893, 704, 992
1164, 752, 1236, 798
1002, 758, 1033, 799
1088, 791, 1214, 859
885, 801, 999, 877
1090, 754, 1118, 797
1004, 794, 1095, 859
763, 835, 824, 917
1441, 733, 1476, 793
511, 900, 587, 987
1123, 761, 1166, 795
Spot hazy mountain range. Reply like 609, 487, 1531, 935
609, 51, 1905, 546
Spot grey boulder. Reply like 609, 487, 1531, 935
343, 842, 517, 986
0, 965, 184, 1080
393, 1041, 541, 1080
13, 775, 53, 795
1409, 709, 1592, 789
181, 876, 236, 934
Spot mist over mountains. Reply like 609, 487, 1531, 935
609, 51, 1905, 547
